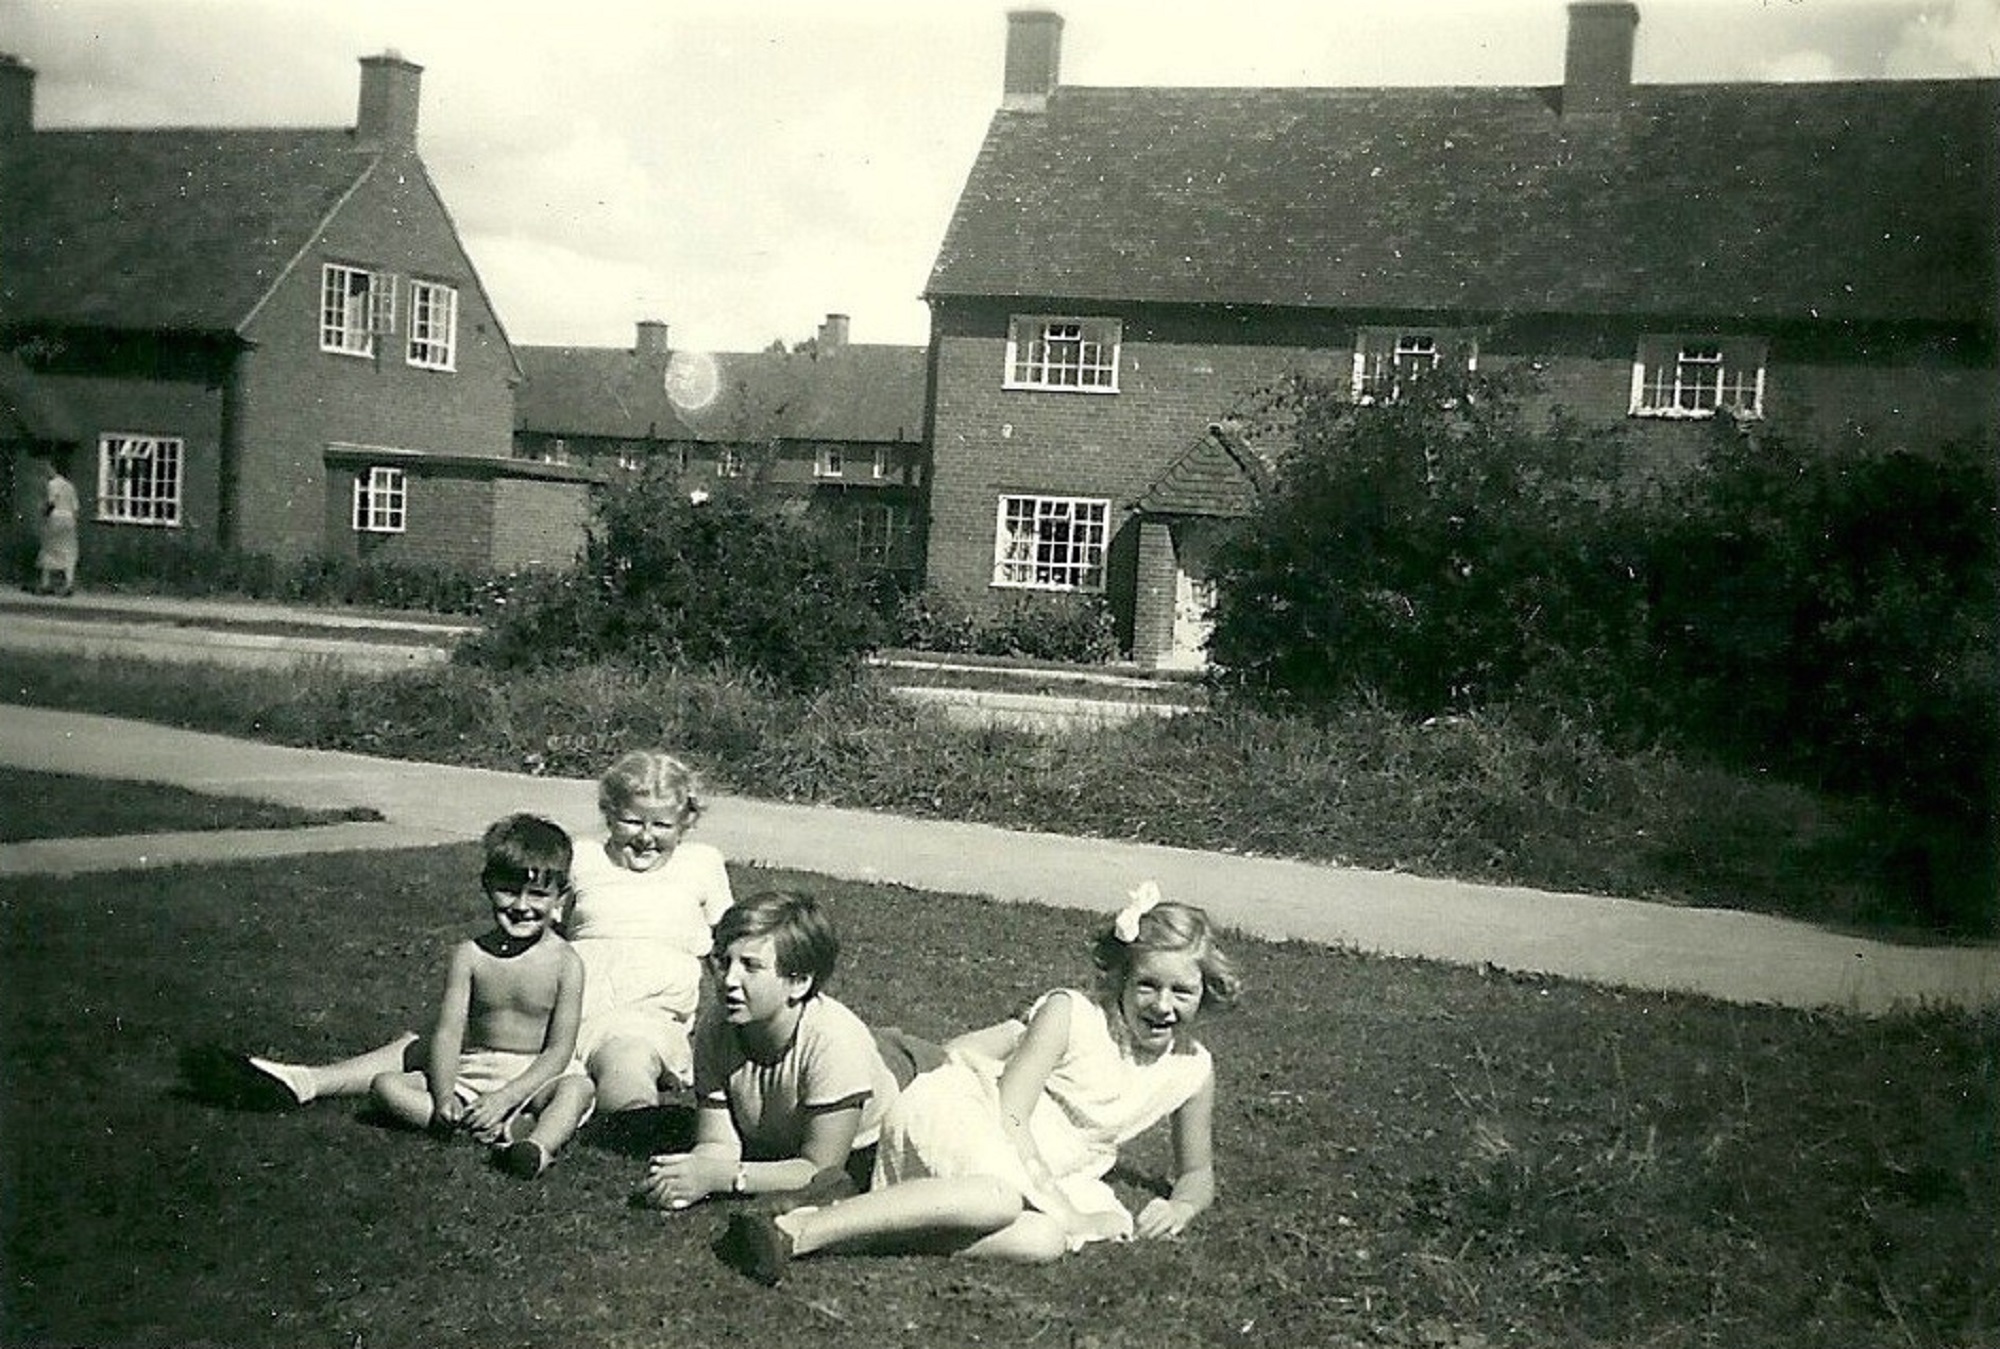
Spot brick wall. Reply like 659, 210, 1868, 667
490, 476, 591, 571
235, 148, 518, 559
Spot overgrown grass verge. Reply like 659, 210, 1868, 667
0, 766, 382, 841
2, 849, 1992, 1349
3, 650, 1984, 939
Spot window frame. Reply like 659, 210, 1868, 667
352, 465, 408, 534
814, 446, 845, 479
1003, 315, 1122, 393
991, 493, 1111, 593
717, 447, 745, 479
321, 263, 394, 357
852, 501, 911, 569
406, 278, 459, 371
1630, 336, 1767, 420
96, 433, 184, 527
1351, 327, 1478, 404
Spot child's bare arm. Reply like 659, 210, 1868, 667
425, 945, 477, 1125
1135, 1071, 1217, 1240
995, 992, 1095, 1232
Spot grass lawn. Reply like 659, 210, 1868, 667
0, 766, 382, 842
2, 846, 1992, 1349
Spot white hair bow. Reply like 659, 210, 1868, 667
1113, 881, 1164, 943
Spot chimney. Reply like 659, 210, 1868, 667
635, 320, 671, 356
1563, 2, 1639, 116
1003, 10, 1063, 112
816, 313, 850, 351
0, 54, 34, 144
356, 51, 423, 149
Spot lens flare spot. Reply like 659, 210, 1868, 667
664, 350, 721, 412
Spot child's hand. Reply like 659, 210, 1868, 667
636, 1152, 727, 1211
459, 1092, 514, 1143
1134, 1196, 1197, 1240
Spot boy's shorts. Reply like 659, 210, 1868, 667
453, 1048, 594, 1125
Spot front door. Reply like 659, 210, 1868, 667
1162, 520, 1219, 671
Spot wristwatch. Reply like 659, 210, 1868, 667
730, 1163, 750, 1195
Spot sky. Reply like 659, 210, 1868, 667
4, 0, 1997, 354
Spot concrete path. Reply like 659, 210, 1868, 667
4, 703, 1995, 1016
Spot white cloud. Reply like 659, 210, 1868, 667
1885, 0, 2000, 75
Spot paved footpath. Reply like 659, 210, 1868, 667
3, 703, 1995, 1015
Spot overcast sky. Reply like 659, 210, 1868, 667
4, 0, 1996, 353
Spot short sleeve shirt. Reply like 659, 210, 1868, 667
693, 994, 900, 1159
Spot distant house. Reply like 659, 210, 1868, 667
921, 4, 2000, 669
515, 314, 927, 582
0, 51, 593, 579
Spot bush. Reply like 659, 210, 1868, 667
459, 466, 884, 691
72, 530, 505, 615
1209, 368, 1649, 718
891, 587, 1120, 664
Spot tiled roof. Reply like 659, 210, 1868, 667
1136, 422, 1271, 517
1, 128, 381, 332
518, 343, 925, 445
928, 79, 1999, 325
0, 350, 80, 441
512, 346, 692, 440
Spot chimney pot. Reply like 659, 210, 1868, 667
0, 53, 35, 143
817, 313, 850, 351
1003, 10, 1063, 112
356, 51, 423, 149
636, 320, 671, 355
1563, 2, 1639, 116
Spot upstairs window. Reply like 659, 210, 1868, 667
814, 446, 845, 479
872, 446, 891, 481
321, 264, 394, 357
1631, 337, 1766, 419
352, 466, 407, 533
407, 280, 459, 370
717, 447, 744, 478
97, 434, 183, 526
992, 494, 1109, 592
1352, 328, 1476, 404
1005, 316, 1121, 392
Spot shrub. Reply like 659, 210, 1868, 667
72, 530, 503, 615
890, 587, 1120, 664
459, 466, 884, 691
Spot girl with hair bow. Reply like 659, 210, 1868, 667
716, 883, 1243, 1285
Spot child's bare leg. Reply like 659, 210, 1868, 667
527, 1077, 594, 1153
370, 1068, 440, 1131
294, 1033, 425, 1098
777, 1175, 1026, 1257
587, 1037, 667, 1113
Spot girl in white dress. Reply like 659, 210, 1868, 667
718, 883, 1241, 1284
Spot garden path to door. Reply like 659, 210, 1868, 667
1, 702, 1995, 1015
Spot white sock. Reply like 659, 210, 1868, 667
248, 1056, 316, 1104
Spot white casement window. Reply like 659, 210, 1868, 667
814, 447, 845, 479
992, 494, 1110, 592
872, 447, 891, 481
717, 447, 744, 478
1631, 337, 1767, 419
352, 466, 407, 533
853, 503, 910, 567
1351, 328, 1477, 404
617, 450, 644, 472
1004, 316, 1121, 392
96, 434, 183, 526
321, 263, 395, 356
406, 279, 458, 370
540, 437, 570, 466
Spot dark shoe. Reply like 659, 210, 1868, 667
754, 1164, 858, 1216
495, 1138, 550, 1179
178, 1044, 302, 1112
718, 1212, 793, 1286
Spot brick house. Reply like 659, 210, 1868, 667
515, 314, 927, 582
0, 51, 593, 579
921, 4, 1999, 669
